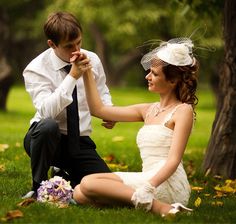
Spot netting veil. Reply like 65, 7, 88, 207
141, 37, 195, 71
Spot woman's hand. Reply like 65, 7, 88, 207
69, 51, 92, 79
131, 182, 156, 211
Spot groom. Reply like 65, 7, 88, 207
22, 11, 115, 198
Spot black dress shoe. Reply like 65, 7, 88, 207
51, 167, 76, 188
51, 167, 70, 180
21, 190, 37, 199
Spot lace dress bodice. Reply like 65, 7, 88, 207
137, 124, 173, 172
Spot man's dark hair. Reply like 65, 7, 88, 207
44, 11, 83, 46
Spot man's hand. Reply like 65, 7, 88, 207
101, 120, 116, 129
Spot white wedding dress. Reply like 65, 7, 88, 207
115, 104, 191, 206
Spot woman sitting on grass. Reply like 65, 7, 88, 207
71, 37, 199, 217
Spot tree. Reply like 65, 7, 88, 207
0, 0, 47, 111
38, 0, 223, 85
0, 7, 13, 110
0, 56, 13, 111
203, 0, 236, 179
34, 0, 171, 85
0, 0, 224, 110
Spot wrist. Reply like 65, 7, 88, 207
69, 67, 81, 80
148, 180, 156, 188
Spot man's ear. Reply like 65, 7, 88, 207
47, 40, 56, 49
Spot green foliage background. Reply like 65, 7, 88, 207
1, 0, 224, 86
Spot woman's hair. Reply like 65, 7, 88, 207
44, 12, 82, 46
162, 59, 199, 108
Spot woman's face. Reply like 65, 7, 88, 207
145, 65, 174, 94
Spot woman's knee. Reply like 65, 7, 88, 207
77, 173, 119, 197
79, 175, 97, 196
73, 184, 91, 204
73, 185, 81, 202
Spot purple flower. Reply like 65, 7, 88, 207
37, 176, 73, 206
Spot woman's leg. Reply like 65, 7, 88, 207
73, 173, 172, 215
73, 173, 132, 206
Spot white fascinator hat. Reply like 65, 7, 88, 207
141, 37, 195, 70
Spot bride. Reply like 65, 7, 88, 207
70, 38, 199, 217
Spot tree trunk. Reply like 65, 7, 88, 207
0, 8, 14, 111
112, 48, 143, 84
0, 56, 13, 111
89, 23, 142, 86
89, 22, 112, 82
202, 0, 236, 179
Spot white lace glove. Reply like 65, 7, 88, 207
131, 182, 156, 211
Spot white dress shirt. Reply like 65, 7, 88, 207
23, 48, 112, 136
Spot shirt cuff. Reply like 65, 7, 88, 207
60, 75, 77, 96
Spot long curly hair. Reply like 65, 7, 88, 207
162, 59, 199, 110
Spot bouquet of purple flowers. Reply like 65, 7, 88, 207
37, 176, 73, 207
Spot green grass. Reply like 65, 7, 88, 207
0, 85, 235, 223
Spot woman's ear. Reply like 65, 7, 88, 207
170, 79, 177, 87
47, 40, 56, 49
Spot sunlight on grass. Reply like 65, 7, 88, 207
7, 86, 35, 115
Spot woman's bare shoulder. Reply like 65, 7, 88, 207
175, 103, 194, 118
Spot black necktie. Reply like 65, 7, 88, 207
64, 65, 80, 152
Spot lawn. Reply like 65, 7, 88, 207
0, 85, 235, 223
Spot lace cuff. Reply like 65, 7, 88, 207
131, 182, 156, 211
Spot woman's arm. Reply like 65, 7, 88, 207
149, 104, 193, 187
70, 51, 149, 122
83, 69, 149, 122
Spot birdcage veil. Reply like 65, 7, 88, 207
140, 37, 195, 71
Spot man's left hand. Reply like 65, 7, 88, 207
101, 120, 116, 129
